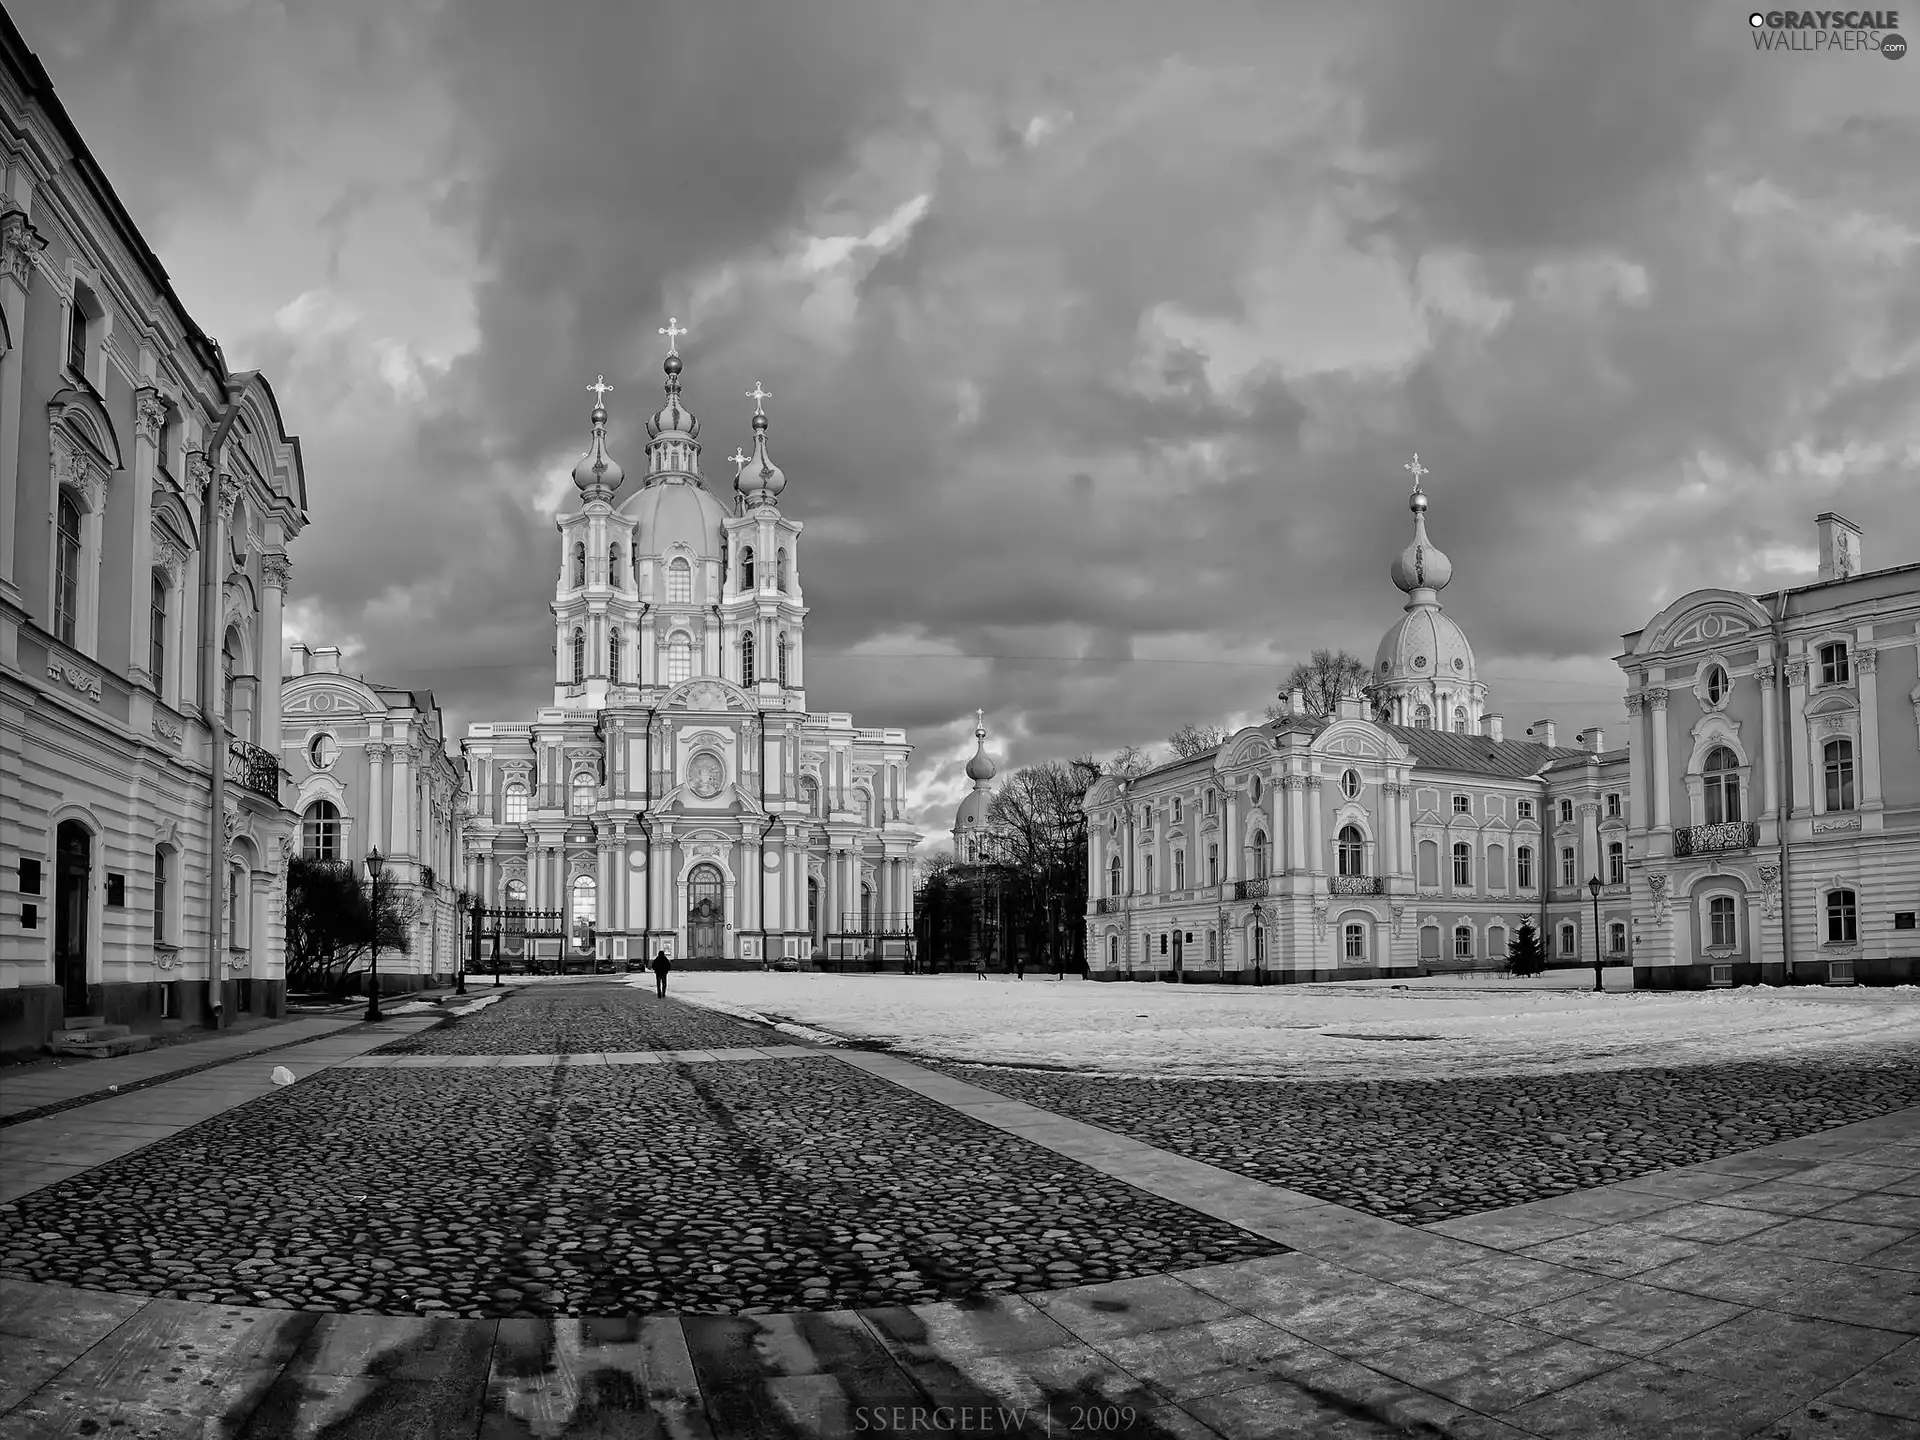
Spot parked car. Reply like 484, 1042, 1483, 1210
774, 955, 801, 973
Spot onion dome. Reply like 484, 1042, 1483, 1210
570, 375, 625, 499
965, 710, 997, 783
735, 382, 786, 505
1390, 486, 1453, 597
645, 351, 702, 442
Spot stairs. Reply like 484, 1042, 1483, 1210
48, 1016, 154, 1058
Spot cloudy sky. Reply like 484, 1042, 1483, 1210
18, 0, 1920, 849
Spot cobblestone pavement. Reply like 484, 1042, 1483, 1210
375, 980, 778, 1054
0, 1056, 1280, 1317
931, 1039, 1920, 1225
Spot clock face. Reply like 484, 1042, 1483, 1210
688, 753, 724, 798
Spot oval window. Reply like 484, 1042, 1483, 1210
1340, 768, 1361, 800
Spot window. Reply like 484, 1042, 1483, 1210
1417, 839, 1439, 887
1414, 704, 1432, 729
1206, 788, 1216, 815
1142, 805, 1153, 830
741, 632, 756, 685
1819, 641, 1850, 686
572, 777, 594, 815
1823, 739, 1855, 812
570, 875, 597, 937
504, 783, 528, 825
506, 878, 528, 911
777, 548, 789, 590
573, 543, 586, 589
1345, 924, 1366, 961
1208, 844, 1219, 885
1559, 922, 1576, 956
54, 493, 82, 646
666, 631, 692, 686
1826, 889, 1857, 944
1454, 925, 1473, 959
1173, 798, 1183, 824
1488, 843, 1506, 889
222, 628, 243, 732
153, 849, 168, 943
568, 628, 585, 685
308, 734, 338, 770
1606, 792, 1620, 819
1608, 841, 1624, 886
1145, 856, 1155, 892
67, 283, 93, 377
1252, 926, 1266, 964
1337, 825, 1365, 876
149, 573, 167, 686
1703, 747, 1742, 825
1109, 935, 1119, 967
1251, 776, 1262, 804
1341, 769, 1361, 800
1452, 841, 1471, 887
301, 800, 340, 861
1704, 664, 1728, 705
608, 544, 622, 588
801, 775, 820, 817
1109, 857, 1121, 896
1250, 832, 1267, 876
1517, 799, 1534, 820
229, 867, 244, 949
1609, 922, 1626, 955
609, 627, 621, 685
1453, 707, 1468, 734
1560, 847, 1575, 886
1419, 925, 1440, 960
1559, 799, 1574, 824
778, 632, 789, 687
740, 547, 755, 589
1709, 895, 1737, 948
1173, 852, 1185, 889
1452, 794, 1470, 815
1517, 846, 1535, 888
666, 556, 692, 603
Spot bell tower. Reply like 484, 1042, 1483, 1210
719, 381, 807, 711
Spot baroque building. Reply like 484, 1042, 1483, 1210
1081, 461, 1630, 983
460, 337, 920, 968
280, 645, 466, 989
1621, 512, 1920, 987
1, 10, 307, 1052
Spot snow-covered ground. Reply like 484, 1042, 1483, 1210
659, 971, 1920, 1080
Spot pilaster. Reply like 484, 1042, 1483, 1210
1647, 688, 1672, 832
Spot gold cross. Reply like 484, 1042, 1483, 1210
976, 708, 985, 732
658, 317, 687, 356
727, 448, 751, 468
1404, 453, 1429, 490
746, 382, 771, 415
587, 375, 612, 407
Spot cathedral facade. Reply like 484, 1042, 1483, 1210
459, 339, 920, 968
1081, 464, 1631, 983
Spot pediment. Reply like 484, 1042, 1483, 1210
666, 678, 749, 712
1804, 692, 1855, 718
284, 681, 371, 716
1413, 810, 1443, 828
1668, 610, 1755, 650
1634, 589, 1771, 656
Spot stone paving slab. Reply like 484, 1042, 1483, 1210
330, 1044, 820, 1069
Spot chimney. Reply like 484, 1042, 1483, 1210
1288, 686, 1306, 717
1816, 512, 1862, 582
311, 646, 343, 675
1527, 719, 1557, 748
288, 642, 312, 677
1578, 726, 1606, 754
1336, 688, 1365, 720
1479, 714, 1504, 742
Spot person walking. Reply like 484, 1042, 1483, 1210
652, 949, 671, 998
1013, 951, 1025, 981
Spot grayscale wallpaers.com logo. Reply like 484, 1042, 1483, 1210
1750, 10, 1907, 55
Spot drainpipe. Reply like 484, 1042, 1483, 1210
1772, 588, 1796, 984
196, 448, 228, 1030
641, 704, 655, 949
758, 715, 777, 968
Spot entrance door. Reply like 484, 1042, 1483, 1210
55, 822, 91, 1015
1170, 929, 1183, 981
687, 863, 724, 961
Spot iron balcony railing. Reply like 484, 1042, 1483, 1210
1095, 897, 1120, 914
226, 738, 280, 800
1673, 821, 1758, 857
1233, 877, 1268, 900
1329, 875, 1383, 895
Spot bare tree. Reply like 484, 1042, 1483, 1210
1108, 743, 1154, 778
1268, 648, 1388, 721
917, 849, 960, 887
985, 757, 1102, 973
1166, 722, 1229, 759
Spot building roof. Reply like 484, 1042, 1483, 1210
1380, 724, 1593, 780
1540, 748, 1630, 774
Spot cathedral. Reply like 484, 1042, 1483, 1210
458, 331, 921, 969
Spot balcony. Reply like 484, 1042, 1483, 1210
1233, 877, 1268, 900
1095, 897, 1120, 914
1329, 875, 1383, 895
226, 738, 280, 801
1673, 821, 1758, 857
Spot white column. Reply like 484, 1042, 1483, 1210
258, 554, 288, 769
366, 744, 387, 862
128, 389, 163, 685
1285, 777, 1305, 874
0, 204, 42, 609
1858, 646, 1884, 811
1785, 658, 1810, 816
1223, 791, 1240, 884
1756, 669, 1780, 819
1307, 776, 1325, 875
391, 747, 413, 857
1648, 688, 1672, 831
1580, 801, 1601, 886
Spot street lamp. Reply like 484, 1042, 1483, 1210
365, 848, 385, 1022
1587, 875, 1604, 994
460, 896, 477, 996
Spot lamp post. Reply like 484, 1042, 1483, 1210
365, 848, 385, 1022
1587, 874, 1604, 994
460, 896, 477, 996
491, 926, 502, 988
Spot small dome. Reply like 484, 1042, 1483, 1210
1375, 605, 1476, 686
571, 402, 625, 498
620, 471, 729, 560
646, 354, 700, 441
1389, 491, 1453, 594
735, 411, 787, 503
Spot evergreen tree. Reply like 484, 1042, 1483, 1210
1506, 917, 1547, 977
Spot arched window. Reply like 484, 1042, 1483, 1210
801, 775, 820, 816
222, 627, 244, 734
1344, 923, 1366, 962
861, 883, 873, 931
741, 632, 756, 685
229, 864, 246, 950
1823, 739, 1855, 812
666, 556, 692, 603
301, 801, 340, 861
572, 543, 586, 589
55, 492, 82, 645
571, 776, 594, 815
570, 875, 597, 944
1337, 825, 1365, 877
1609, 922, 1626, 955
608, 544, 622, 588
505, 878, 528, 910
1517, 845, 1535, 888
149, 572, 168, 689
807, 877, 820, 938
1109, 856, 1121, 896
1703, 746, 1742, 824
1452, 707, 1468, 734
609, 627, 621, 684
1452, 842, 1471, 887
1454, 925, 1474, 958
153, 848, 169, 943
666, 631, 692, 686
740, 546, 755, 589
570, 628, 585, 685
1825, 889, 1856, 943
1252, 923, 1266, 965
1413, 704, 1432, 729
777, 548, 789, 590
1704, 664, 1728, 705
1709, 895, 1736, 947
778, 632, 789, 687
503, 783, 528, 825
1250, 831, 1268, 877
1108, 935, 1119, 968
1607, 840, 1624, 885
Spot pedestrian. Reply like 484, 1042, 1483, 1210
977, 949, 987, 980
652, 948, 671, 998
1014, 952, 1025, 981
